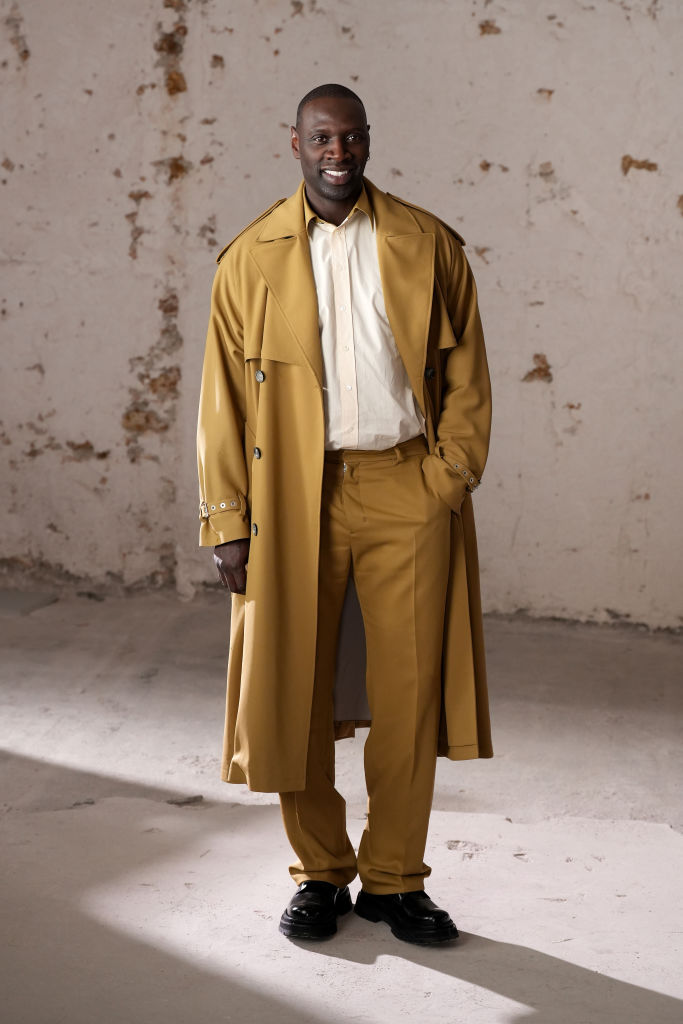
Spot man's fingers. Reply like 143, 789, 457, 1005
213, 546, 248, 593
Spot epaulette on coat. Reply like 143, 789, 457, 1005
216, 198, 287, 264
386, 192, 466, 247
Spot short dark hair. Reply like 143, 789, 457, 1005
296, 84, 366, 128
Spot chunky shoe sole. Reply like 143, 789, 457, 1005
354, 897, 459, 946
279, 886, 353, 940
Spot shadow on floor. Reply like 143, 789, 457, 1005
1, 751, 323, 1024
311, 920, 682, 1024
2, 751, 681, 1024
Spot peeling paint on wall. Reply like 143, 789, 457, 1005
538, 161, 555, 182
621, 154, 658, 175
479, 20, 501, 36
198, 215, 217, 247
152, 155, 192, 183
64, 441, 110, 462
154, 13, 188, 96
122, 290, 183, 463
522, 354, 553, 384
5, 3, 29, 63
126, 189, 152, 259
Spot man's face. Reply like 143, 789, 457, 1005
291, 96, 370, 208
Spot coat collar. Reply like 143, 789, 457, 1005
249, 178, 435, 409
253, 177, 424, 240
303, 182, 374, 230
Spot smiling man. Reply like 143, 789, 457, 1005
197, 84, 493, 946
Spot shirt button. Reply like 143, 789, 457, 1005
252, 523, 258, 536
344, 345, 350, 352
340, 305, 346, 312
255, 369, 265, 383
345, 384, 352, 391
254, 447, 262, 459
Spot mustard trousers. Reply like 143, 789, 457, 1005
279, 437, 452, 894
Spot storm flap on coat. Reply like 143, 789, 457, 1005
197, 178, 493, 793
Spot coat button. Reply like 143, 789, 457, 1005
255, 369, 265, 383
424, 366, 436, 380
253, 447, 262, 459
252, 523, 258, 536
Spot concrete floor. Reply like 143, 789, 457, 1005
1, 589, 681, 1024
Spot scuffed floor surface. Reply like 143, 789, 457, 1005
1, 590, 681, 1024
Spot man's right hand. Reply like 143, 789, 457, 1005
213, 538, 250, 594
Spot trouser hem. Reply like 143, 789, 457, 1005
358, 880, 427, 895
291, 868, 358, 889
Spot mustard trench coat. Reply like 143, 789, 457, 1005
197, 178, 493, 793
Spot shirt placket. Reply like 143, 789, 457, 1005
331, 223, 358, 447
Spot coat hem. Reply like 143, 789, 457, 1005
221, 759, 307, 793
444, 742, 493, 760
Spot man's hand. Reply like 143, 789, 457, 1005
213, 538, 250, 594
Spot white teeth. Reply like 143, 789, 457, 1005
323, 169, 349, 177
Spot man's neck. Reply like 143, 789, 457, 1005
304, 185, 362, 227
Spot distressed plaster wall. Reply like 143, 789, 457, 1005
1, 0, 681, 628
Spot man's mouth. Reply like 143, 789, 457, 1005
320, 166, 355, 184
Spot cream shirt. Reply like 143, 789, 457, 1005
305, 188, 425, 451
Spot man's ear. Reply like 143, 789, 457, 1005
290, 126, 301, 161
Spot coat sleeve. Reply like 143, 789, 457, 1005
196, 254, 251, 546
422, 235, 492, 512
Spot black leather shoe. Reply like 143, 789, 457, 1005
354, 890, 459, 945
279, 881, 353, 940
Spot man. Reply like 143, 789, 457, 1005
197, 84, 492, 946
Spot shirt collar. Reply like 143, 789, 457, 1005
303, 183, 374, 232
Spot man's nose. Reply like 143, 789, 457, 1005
326, 135, 346, 160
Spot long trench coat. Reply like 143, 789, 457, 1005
197, 178, 493, 793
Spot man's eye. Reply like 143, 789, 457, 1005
310, 135, 327, 144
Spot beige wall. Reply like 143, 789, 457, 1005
1, 0, 681, 627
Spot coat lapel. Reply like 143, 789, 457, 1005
247, 178, 437, 400
368, 181, 436, 416
248, 183, 323, 385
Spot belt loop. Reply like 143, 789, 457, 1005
393, 444, 405, 464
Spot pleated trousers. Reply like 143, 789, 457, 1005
279, 436, 452, 894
